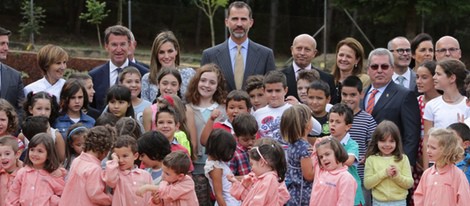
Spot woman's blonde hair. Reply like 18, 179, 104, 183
428, 128, 464, 166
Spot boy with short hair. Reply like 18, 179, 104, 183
200, 90, 251, 146
0, 135, 21, 202
307, 80, 331, 138
329, 103, 365, 206
229, 113, 258, 176
138, 151, 199, 206
341, 75, 377, 206
255, 70, 321, 147
448, 123, 470, 184
137, 131, 172, 185
245, 75, 267, 113
297, 70, 320, 104
253, 70, 294, 147
341, 76, 377, 179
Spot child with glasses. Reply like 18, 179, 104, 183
228, 140, 290, 206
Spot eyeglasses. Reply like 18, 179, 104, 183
435, 48, 460, 54
389, 48, 411, 55
369, 64, 390, 70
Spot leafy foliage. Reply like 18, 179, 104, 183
80, 0, 110, 48
193, 0, 229, 46
19, 0, 46, 43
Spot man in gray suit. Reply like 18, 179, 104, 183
201, 1, 275, 92
388, 37, 417, 91
0, 27, 24, 118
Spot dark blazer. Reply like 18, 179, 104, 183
281, 64, 338, 104
0, 63, 24, 118
134, 59, 149, 69
201, 39, 276, 91
89, 61, 148, 112
361, 81, 421, 165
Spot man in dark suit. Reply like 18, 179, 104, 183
388, 37, 418, 91
89, 25, 148, 112
361, 48, 420, 166
282, 34, 338, 103
0, 27, 24, 118
201, 1, 275, 92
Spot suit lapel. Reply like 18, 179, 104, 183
215, 41, 235, 90
372, 82, 398, 115
0, 64, 6, 97
245, 41, 260, 78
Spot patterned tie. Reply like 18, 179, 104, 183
114, 67, 122, 85
234, 45, 244, 90
366, 89, 378, 114
397, 76, 405, 87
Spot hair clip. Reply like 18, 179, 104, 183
160, 95, 175, 107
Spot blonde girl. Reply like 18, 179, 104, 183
423, 59, 468, 169
364, 120, 413, 206
414, 128, 470, 205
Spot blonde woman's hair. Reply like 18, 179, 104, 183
428, 128, 464, 166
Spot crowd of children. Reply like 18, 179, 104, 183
1, 54, 470, 206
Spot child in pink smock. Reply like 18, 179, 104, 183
103, 135, 152, 206
59, 125, 115, 206
228, 140, 290, 206
6, 133, 66, 206
138, 151, 198, 206
414, 128, 470, 206
0, 136, 22, 206
309, 137, 357, 206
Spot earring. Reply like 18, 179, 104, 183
354, 64, 357, 68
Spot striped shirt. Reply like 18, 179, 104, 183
349, 109, 377, 180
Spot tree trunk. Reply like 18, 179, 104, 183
268, 0, 279, 51
405, 5, 417, 38
195, 9, 202, 48
96, 24, 102, 48
117, 0, 123, 25
209, 16, 215, 47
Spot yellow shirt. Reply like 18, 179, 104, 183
364, 154, 413, 201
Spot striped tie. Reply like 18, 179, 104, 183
366, 89, 378, 114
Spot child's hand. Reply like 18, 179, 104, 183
210, 109, 222, 121
136, 186, 146, 197
151, 191, 162, 205
386, 166, 394, 177
285, 96, 299, 105
241, 173, 255, 188
111, 153, 119, 161
390, 165, 398, 177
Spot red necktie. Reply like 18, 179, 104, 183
366, 89, 378, 114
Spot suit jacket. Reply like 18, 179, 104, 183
361, 81, 421, 165
201, 39, 276, 91
409, 69, 417, 90
0, 63, 24, 118
89, 61, 148, 112
281, 64, 338, 104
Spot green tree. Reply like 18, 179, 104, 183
193, 0, 228, 47
19, 0, 46, 47
80, 0, 110, 48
